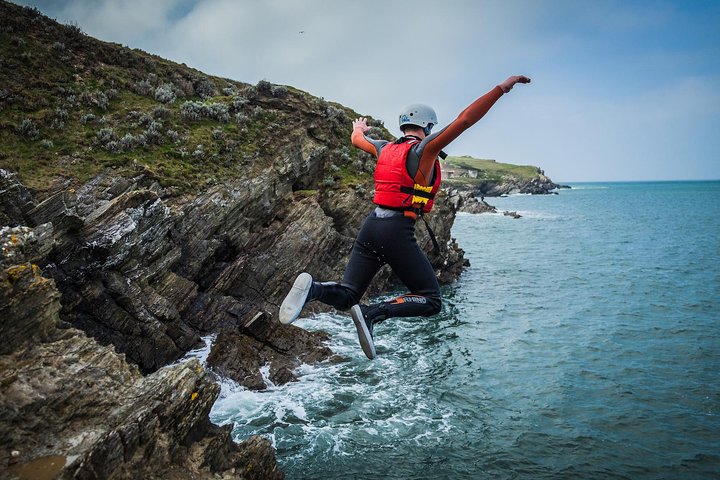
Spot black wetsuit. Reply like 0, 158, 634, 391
312, 206, 442, 323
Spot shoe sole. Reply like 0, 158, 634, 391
279, 272, 312, 324
350, 305, 376, 359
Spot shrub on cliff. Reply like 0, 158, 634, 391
166, 129, 182, 144
52, 107, 68, 129
152, 106, 171, 119
180, 101, 230, 123
256, 80, 289, 98
235, 113, 249, 127
257, 79, 272, 95
133, 80, 154, 96
271, 85, 288, 98
230, 96, 248, 113
144, 121, 163, 145
95, 127, 115, 145
17, 119, 40, 140
80, 90, 110, 110
193, 76, 216, 99
180, 102, 203, 121
154, 83, 177, 104
325, 105, 346, 124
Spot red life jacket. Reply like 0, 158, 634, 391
373, 138, 442, 214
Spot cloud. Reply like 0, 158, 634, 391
27, 0, 184, 41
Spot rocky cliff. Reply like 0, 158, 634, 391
471, 174, 561, 196
442, 155, 564, 201
0, 2, 467, 477
1, 225, 283, 479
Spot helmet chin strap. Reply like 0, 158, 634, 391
423, 124, 433, 136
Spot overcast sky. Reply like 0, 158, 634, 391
14, 0, 720, 182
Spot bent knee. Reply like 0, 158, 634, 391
334, 291, 361, 311
336, 298, 357, 311
425, 296, 442, 316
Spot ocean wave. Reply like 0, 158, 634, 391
170, 333, 216, 366
209, 310, 465, 466
567, 185, 609, 190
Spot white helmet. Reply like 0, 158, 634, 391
399, 104, 438, 133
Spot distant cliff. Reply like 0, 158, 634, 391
0, 2, 467, 477
443, 155, 564, 197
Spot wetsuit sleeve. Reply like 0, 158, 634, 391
413, 85, 505, 185
351, 128, 388, 158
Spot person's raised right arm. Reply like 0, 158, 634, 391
412, 75, 531, 186
351, 116, 387, 158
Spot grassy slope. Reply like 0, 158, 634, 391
442, 155, 542, 185
0, 2, 384, 196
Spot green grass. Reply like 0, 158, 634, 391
333, 164, 369, 187
293, 189, 318, 199
443, 155, 542, 184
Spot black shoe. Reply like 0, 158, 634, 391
350, 304, 376, 359
279, 273, 312, 325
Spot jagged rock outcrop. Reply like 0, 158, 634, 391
0, 163, 464, 475
0, 226, 283, 479
474, 174, 560, 196
451, 189, 498, 215
0, 155, 464, 366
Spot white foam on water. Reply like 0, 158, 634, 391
258, 364, 277, 389
511, 210, 560, 220
567, 185, 609, 190
208, 310, 464, 463
170, 333, 216, 366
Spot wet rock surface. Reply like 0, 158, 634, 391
451, 189, 498, 215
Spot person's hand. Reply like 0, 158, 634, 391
499, 75, 531, 93
352, 117, 370, 132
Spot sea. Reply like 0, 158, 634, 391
202, 181, 719, 479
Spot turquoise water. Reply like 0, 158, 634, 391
210, 181, 720, 479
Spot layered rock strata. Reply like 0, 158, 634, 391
1, 226, 283, 479
1, 156, 465, 477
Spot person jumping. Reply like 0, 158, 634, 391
279, 75, 531, 359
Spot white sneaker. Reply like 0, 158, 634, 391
279, 272, 313, 324
350, 305, 376, 359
